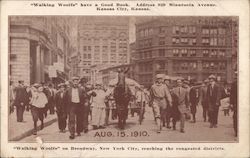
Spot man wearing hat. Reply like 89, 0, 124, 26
13, 80, 29, 122
189, 82, 201, 123
149, 74, 172, 133
64, 76, 89, 139
163, 75, 173, 129
29, 84, 48, 135
172, 79, 189, 133
55, 83, 67, 133
90, 81, 108, 129
201, 79, 209, 122
206, 74, 221, 128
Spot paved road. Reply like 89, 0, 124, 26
21, 105, 236, 142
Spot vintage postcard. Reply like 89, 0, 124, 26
1, 0, 249, 157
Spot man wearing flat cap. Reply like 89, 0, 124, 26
149, 74, 172, 133
55, 83, 67, 133
64, 76, 89, 139
206, 74, 221, 128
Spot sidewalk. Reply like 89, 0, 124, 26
9, 110, 57, 141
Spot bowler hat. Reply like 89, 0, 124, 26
208, 74, 216, 80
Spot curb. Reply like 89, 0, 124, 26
10, 117, 58, 141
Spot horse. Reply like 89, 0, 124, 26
113, 67, 132, 130
113, 84, 131, 129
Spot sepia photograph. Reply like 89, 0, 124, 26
8, 16, 238, 143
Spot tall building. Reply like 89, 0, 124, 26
77, 17, 130, 82
9, 16, 74, 85
134, 17, 238, 87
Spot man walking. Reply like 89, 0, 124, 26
189, 83, 201, 123
55, 83, 67, 133
201, 79, 209, 122
13, 80, 29, 122
172, 79, 189, 133
207, 75, 221, 128
149, 74, 172, 133
163, 75, 173, 128
64, 77, 88, 139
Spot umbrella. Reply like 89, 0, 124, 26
108, 77, 140, 87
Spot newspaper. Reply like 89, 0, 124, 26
1, 0, 249, 157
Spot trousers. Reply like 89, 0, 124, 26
57, 111, 67, 130
16, 104, 25, 122
68, 103, 83, 135
92, 107, 105, 127
208, 106, 219, 125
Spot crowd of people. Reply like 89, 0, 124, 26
9, 72, 237, 139
148, 73, 237, 137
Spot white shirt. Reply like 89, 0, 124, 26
92, 89, 108, 108
71, 88, 80, 103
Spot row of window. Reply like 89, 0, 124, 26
138, 37, 227, 48
138, 26, 227, 38
202, 28, 226, 35
137, 61, 227, 73
173, 61, 198, 71
82, 38, 127, 43
201, 37, 226, 46
173, 26, 196, 34
83, 45, 128, 52
202, 61, 227, 70
138, 49, 227, 59
172, 37, 197, 45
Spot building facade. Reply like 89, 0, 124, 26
77, 17, 130, 82
133, 17, 238, 87
9, 16, 74, 85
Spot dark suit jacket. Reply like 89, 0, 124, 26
230, 81, 237, 111
55, 91, 66, 113
189, 87, 200, 105
14, 86, 29, 106
206, 83, 221, 110
64, 87, 88, 107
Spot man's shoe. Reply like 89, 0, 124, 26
166, 126, 171, 129
84, 129, 88, 133
92, 125, 98, 130
180, 129, 185, 133
41, 123, 44, 130
213, 124, 217, 128
33, 131, 37, 135
69, 135, 75, 139
99, 126, 106, 129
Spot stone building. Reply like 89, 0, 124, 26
9, 16, 74, 85
133, 17, 238, 87
77, 16, 130, 82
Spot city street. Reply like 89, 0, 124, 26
21, 105, 236, 142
